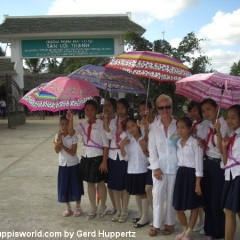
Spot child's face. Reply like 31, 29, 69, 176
126, 120, 139, 137
177, 120, 191, 139
85, 104, 97, 120
104, 100, 115, 115
117, 103, 128, 118
226, 109, 240, 131
201, 103, 218, 122
60, 119, 69, 134
139, 104, 151, 119
188, 106, 200, 121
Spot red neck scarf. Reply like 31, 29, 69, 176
204, 128, 216, 155
228, 133, 237, 153
87, 120, 96, 143
192, 119, 202, 128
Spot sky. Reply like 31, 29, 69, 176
0, 0, 240, 73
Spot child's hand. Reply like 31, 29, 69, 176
197, 138, 205, 149
153, 168, 163, 180
195, 184, 202, 196
99, 161, 108, 173
66, 110, 73, 121
119, 137, 130, 148
222, 135, 230, 148
213, 119, 221, 134
57, 131, 63, 142
98, 113, 104, 120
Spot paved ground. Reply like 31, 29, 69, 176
0, 116, 239, 240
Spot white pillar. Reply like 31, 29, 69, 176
10, 39, 24, 111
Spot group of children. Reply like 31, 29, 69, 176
53, 96, 240, 240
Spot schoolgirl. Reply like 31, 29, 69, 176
134, 100, 157, 225
187, 100, 211, 234
120, 117, 150, 228
54, 114, 84, 217
173, 117, 203, 240
221, 104, 240, 240
200, 98, 230, 240
104, 98, 130, 223
67, 99, 109, 220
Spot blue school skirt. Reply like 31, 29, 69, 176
221, 174, 240, 213
173, 166, 203, 211
126, 172, 148, 195
146, 169, 153, 185
58, 163, 84, 203
107, 156, 128, 191
78, 156, 106, 183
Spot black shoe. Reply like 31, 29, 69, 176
132, 217, 140, 223
134, 221, 150, 228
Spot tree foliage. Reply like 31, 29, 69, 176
24, 58, 46, 74
123, 31, 211, 116
230, 59, 240, 76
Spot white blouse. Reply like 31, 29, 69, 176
123, 136, 149, 174
75, 119, 109, 158
55, 134, 79, 167
222, 127, 240, 181
177, 136, 203, 177
105, 116, 128, 161
148, 116, 179, 174
206, 116, 231, 159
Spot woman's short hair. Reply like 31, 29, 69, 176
156, 94, 172, 106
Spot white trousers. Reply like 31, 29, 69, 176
152, 173, 176, 228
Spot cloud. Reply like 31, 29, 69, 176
47, 0, 199, 27
199, 8, 240, 46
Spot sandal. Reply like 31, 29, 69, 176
98, 205, 107, 218
62, 208, 74, 217
149, 227, 158, 237
73, 207, 82, 217
162, 225, 175, 235
132, 217, 140, 223
86, 213, 97, 220
111, 213, 121, 222
175, 233, 186, 240
118, 213, 128, 223
106, 207, 117, 215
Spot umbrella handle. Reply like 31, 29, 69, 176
213, 106, 220, 135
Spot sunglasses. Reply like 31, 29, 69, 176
157, 105, 172, 111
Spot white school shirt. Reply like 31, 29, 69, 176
194, 119, 211, 140
75, 119, 109, 158
54, 134, 79, 167
222, 127, 240, 181
148, 116, 179, 174
206, 116, 230, 159
105, 116, 128, 161
177, 136, 203, 177
123, 136, 149, 174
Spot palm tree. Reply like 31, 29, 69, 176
0, 45, 6, 56
24, 58, 46, 73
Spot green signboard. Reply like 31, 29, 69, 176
21, 38, 114, 58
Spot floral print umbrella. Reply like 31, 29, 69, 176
68, 64, 146, 94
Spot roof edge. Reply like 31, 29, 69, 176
2, 13, 131, 19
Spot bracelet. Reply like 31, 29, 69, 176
53, 139, 59, 146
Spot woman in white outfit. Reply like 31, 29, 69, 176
148, 94, 178, 237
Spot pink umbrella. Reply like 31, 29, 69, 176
42, 76, 100, 99
175, 72, 240, 109
106, 51, 191, 82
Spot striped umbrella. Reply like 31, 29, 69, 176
175, 72, 240, 109
106, 51, 191, 82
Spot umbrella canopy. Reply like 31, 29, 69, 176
68, 64, 146, 94
106, 51, 191, 82
19, 83, 93, 112
42, 76, 100, 99
175, 72, 240, 109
